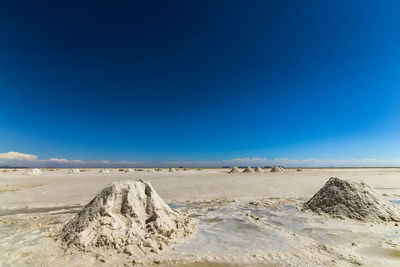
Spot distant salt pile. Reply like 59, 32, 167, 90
155, 168, 163, 171
147, 168, 155, 173
60, 180, 196, 257
270, 166, 283, 172
254, 166, 264, 173
125, 168, 134, 173
303, 177, 400, 222
243, 166, 254, 173
26, 168, 42, 175
69, 169, 80, 174
99, 169, 110, 173
229, 166, 240, 173
169, 168, 176, 172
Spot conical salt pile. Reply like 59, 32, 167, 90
69, 169, 80, 174
303, 177, 400, 222
270, 166, 283, 172
99, 169, 110, 173
125, 168, 134, 173
26, 168, 42, 175
229, 166, 240, 173
243, 166, 254, 173
147, 168, 155, 172
169, 168, 176, 172
254, 166, 264, 173
60, 180, 196, 257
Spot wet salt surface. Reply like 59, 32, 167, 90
375, 187, 400, 190
168, 202, 308, 257
373, 187, 400, 207
168, 200, 400, 261
389, 199, 400, 205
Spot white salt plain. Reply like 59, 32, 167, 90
1, 168, 400, 266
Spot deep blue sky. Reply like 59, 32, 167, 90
1, 0, 400, 163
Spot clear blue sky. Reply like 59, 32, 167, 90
1, 0, 400, 164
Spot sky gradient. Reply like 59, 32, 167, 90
1, 1, 400, 167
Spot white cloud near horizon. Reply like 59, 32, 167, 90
0, 151, 38, 160
0, 151, 127, 168
2, 151, 400, 168
49, 158, 69, 162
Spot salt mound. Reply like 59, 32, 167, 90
155, 168, 163, 171
125, 168, 134, 173
254, 166, 264, 173
147, 168, 155, 172
229, 166, 240, 173
169, 168, 176, 172
303, 177, 400, 222
270, 166, 283, 172
60, 180, 196, 257
26, 168, 42, 175
99, 169, 110, 173
243, 166, 254, 173
69, 169, 80, 174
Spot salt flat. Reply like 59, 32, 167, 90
1, 168, 400, 266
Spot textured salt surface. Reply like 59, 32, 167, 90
168, 201, 304, 258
